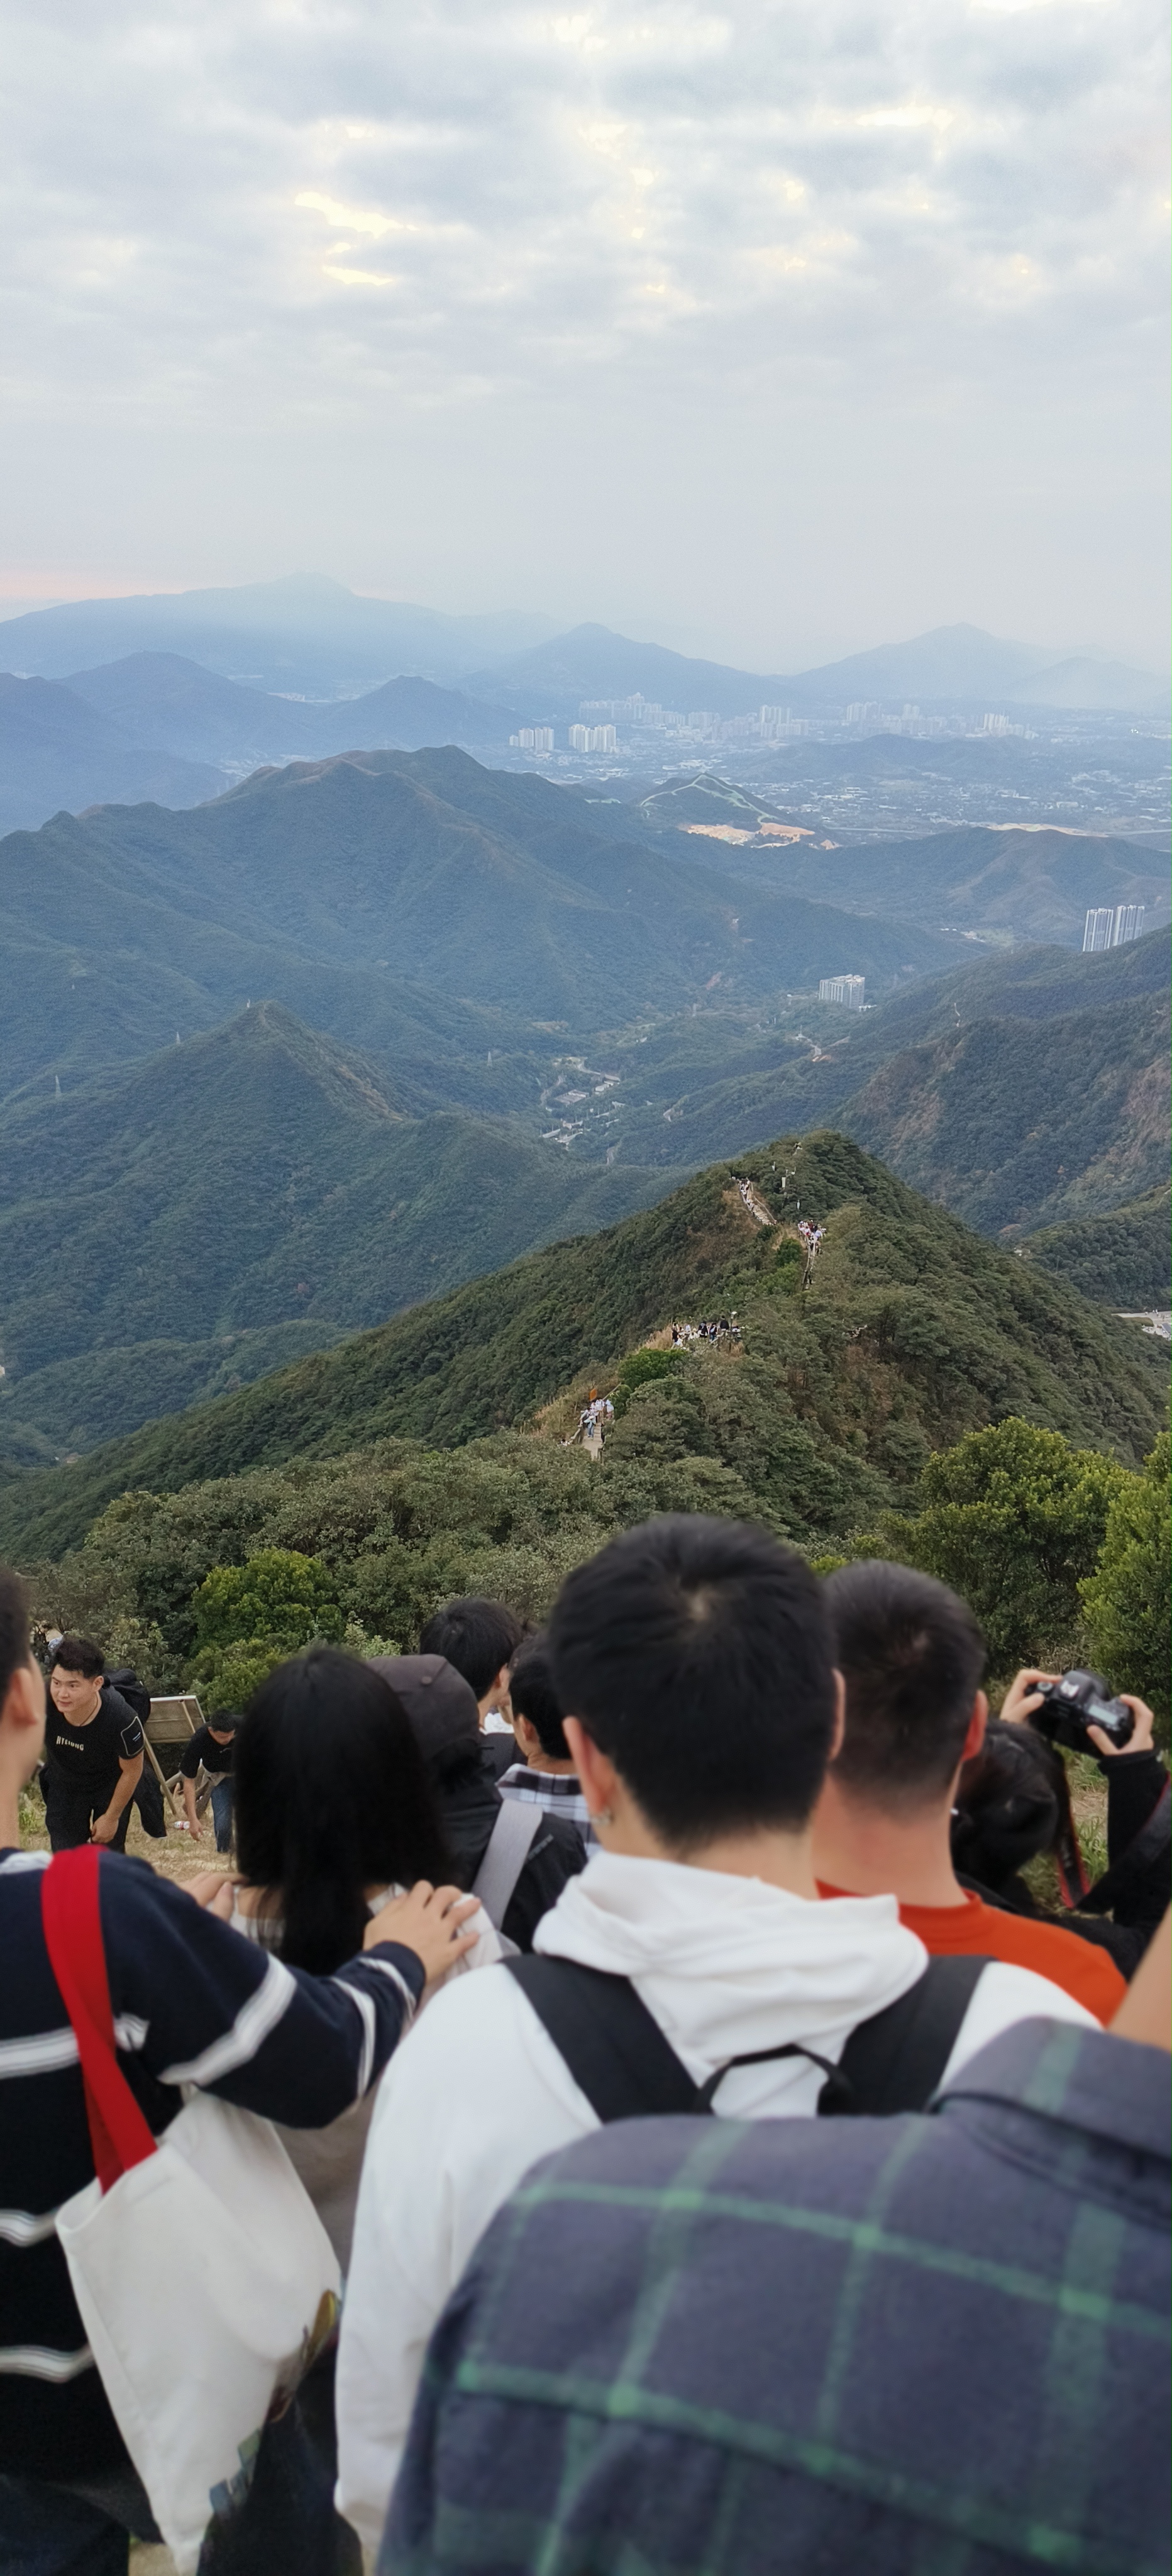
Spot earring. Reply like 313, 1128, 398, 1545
594, 1804, 616, 1827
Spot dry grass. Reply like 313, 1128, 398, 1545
19, 1779, 236, 1885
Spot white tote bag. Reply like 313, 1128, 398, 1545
44, 1848, 342, 2575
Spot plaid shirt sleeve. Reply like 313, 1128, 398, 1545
384, 2023, 1171, 2576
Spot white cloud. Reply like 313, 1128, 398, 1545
0, 0, 1166, 661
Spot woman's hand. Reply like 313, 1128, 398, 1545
1088, 1695, 1155, 1758
185, 1870, 240, 1921
998, 1668, 1059, 1728
365, 1881, 480, 1987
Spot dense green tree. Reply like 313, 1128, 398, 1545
1081, 1433, 1171, 1726
882, 1417, 1129, 1673
189, 1546, 343, 1707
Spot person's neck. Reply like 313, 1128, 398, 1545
602, 1809, 821, 1901
812, 1781, 964, 1909
525, 1750, 577, 1777
0, 1772, 22, 1850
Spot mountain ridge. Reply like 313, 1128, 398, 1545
1, 1129, 1163, 1567
0, 1001, 683, 1457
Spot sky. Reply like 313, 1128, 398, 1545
2, 0, 1168, 670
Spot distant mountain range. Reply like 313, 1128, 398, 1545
0, 1002, 679, 1462
0, 575, 557, 694
467, 620, 1168, 721
0, 747, 967, 1101
0, 655, 515, 836
2, 577, 1164, 736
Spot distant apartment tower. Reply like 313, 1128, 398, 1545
1083, 903, 1146, 953
819, 974, 866, 1009
509, 726, 554, 752
569, 723, 617, 752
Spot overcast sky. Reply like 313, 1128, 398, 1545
2, 0, 1168, 669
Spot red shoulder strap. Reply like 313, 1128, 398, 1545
41, 1847, 157, 2192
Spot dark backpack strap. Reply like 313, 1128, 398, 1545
820, 1955, 990, 2118
505, 1955, 702, 2121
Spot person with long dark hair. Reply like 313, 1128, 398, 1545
194, 1646, 499, 2265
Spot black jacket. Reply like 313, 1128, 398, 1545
966, 1748, 1169, 1976
436, 1746, 587, 1953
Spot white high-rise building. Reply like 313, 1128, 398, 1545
509, 727, 554, 752
819, 975, 865, 1009
1083, 904, 1146, 953
568, 724, 616, 752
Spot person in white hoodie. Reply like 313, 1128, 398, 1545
336, 1514, 1095, 2552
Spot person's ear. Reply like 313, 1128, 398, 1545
562, 1718, 620, 1821
514, 1713, 541, 1757
827, 1669, 846, 1765
1, 1657, 47, 1767
961, 1692, 988, 1765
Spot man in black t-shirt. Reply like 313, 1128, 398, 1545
179, 1713, 239, 1850
41, 1635, 145, 1852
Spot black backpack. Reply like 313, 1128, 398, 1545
104, 1669, 165, 1840
104, 1667, 152, 1730
506, 1951, 989, 2121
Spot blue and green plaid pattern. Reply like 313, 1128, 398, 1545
385, 2021, 1170, 2576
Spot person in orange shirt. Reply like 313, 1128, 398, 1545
812, 1559, 1127, 2021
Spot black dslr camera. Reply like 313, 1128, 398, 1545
1029, 1670, 1135, 1755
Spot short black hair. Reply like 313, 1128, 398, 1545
509, 1636, 570, 1762
49, 1633, 105, 1680
0, 1568, 31, 1710
548, 1516, 836, 1849
418, 1597, 524, 1702
824, 1561, 986, 1811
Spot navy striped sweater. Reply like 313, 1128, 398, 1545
0, 1846, 424, 2478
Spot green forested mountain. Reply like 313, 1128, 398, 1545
677, 822, 1166, 950
1017, 1189, 1171, 1311
0, 1004, 678, 1458
0, 747, 963, 1097
585, 933, 1170, 1238
3, 1130, 1164, 1567
841, 989, 1169, 1236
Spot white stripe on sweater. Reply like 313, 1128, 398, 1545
0, 2342, 94, 2380
159, 1953, 295, 2085
0, 2207, 60, 2246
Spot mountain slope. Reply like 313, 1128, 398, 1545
0, 1004, 680, 1455
839, 989, 1170, 1236
63, 655, 514, 765
693, 824, 1167, 950
0, 674, 223, 835
0, 747, 965, 1097
1017, 1189, 1171, 1311
2, 1130, 1163, 1565
583, 928, 1171, 1194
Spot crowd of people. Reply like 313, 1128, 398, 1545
670, 1316, 741, 1345
0, 1524, 1166, 2576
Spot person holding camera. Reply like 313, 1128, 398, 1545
976, 1665, 1169, 1975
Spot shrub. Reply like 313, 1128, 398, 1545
882, 1417, 1127, 1673
1081, 1431, 1171, 1728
